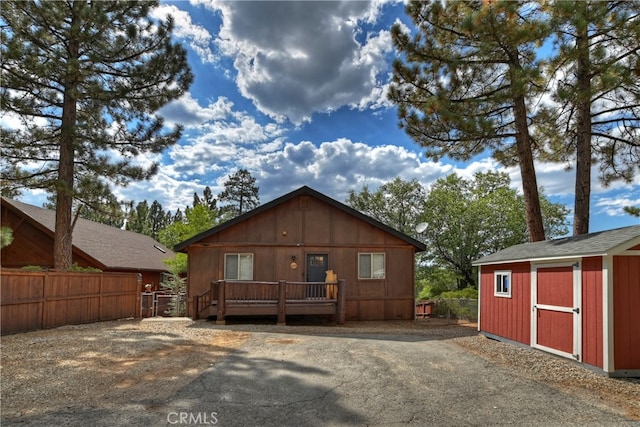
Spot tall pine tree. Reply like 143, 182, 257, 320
536, 1, 640, 235
389, 0, 549, 241
218, 169, 260, 219
1, 1, 192, 269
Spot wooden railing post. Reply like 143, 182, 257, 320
277, 280, 286, 325
193, 294, 200, 320
336, 279, 346, 325
217, 280, 226, 325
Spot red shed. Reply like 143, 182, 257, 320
473, 225, 640, 377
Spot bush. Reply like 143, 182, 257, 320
437, 287, 478, 299
21, 265, 45, 272
161, 272, 187, 317
68, 263, 102, 273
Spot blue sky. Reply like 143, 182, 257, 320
14, 0, 640, 233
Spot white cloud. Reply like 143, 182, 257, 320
594, 192, 640, 217
192, 0, 395, 125
151, 4, 215, 63
160, 94, 234, 128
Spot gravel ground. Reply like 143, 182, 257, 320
1, 318, 638, 423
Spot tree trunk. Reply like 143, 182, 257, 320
573, 15, 591, 236
53, 8, 81, 270
513, 96, 546, 242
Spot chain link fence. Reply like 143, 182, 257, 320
416, 298, 478, 322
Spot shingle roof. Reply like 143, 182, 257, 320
2, 197, 174, 271
473, 224, 640, 266
175, 185, 426, 252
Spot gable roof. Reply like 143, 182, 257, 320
2, 197, 174, 272
175, 185, 426, 252
473, 224, 640, 266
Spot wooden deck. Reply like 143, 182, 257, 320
193, 279, 346, 325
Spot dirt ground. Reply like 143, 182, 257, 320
1, 318, 638, 423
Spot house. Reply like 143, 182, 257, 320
473, 225, 640, 377
175, 186, 426, 323
1, 197, 174, 290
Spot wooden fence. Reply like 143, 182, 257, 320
1, 270, 140, 335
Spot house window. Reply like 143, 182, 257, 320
359, 253, 385, 279
224, 253, 254, 280
494, 270, 511, 297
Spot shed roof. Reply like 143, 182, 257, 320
175, 185, 426, 252
2, 197, 174, 271
473, 224, 640, 266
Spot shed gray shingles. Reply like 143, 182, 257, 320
473, 224, 640, 265
3, 198, 173, 271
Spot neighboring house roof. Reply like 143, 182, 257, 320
175, 185, 426, 252
2, 197, 174, 271
473, 224, 640, 266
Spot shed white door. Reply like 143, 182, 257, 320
532, 263, 581, 360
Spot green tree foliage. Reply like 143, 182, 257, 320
0, 1, 192, 269
347, 178, 426, 236
128, 200, 152, 236
44, 178, 128, 228
0, 226, 14, 249
218, 169, 260, 219
193, 186, 218, 212
624, 206, 640, 217
421, 171, 569, 289
159, 203, 217, 275
535, 1, 640, 235
416, 266, 458, 300
158, 203, 217, 249
390, 0, 549, 241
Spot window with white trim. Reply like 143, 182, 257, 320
224, 253, 254, 280
359, 253, 385, 279
494, 270, 511, 297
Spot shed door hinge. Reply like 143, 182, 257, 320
572, 307, 580, 314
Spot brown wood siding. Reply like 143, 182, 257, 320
479, 262, 531, 344
1, 271, 139, 334
582, 257, 603, 368
186, 194, 417, 320
613, 255, 640, 370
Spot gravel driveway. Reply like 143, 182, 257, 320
2, 318, 638, 426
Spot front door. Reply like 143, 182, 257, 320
306, 254, 328, 298
306, 254, 328, 282
532, 263, 581, 361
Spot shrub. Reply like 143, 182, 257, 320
161, 272, 187, 317
438, 287, 478, 299
68, 263, 102, 272
21, 265, 45, 272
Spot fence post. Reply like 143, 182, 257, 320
336, 279, 346, 325
216, 280, 226, 325
277, 280, 286, 325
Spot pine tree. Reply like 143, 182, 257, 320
536, 1, 640, 235
389, 0, 549, 241
218, 170, 260, 218
1, 1, 192, 269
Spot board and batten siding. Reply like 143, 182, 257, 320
479, 262, 530, 344
613, 254, 640, 370
581, 256, 604, 369
185, 194, 417, 321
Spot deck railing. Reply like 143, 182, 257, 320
194, 279, 345, 325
